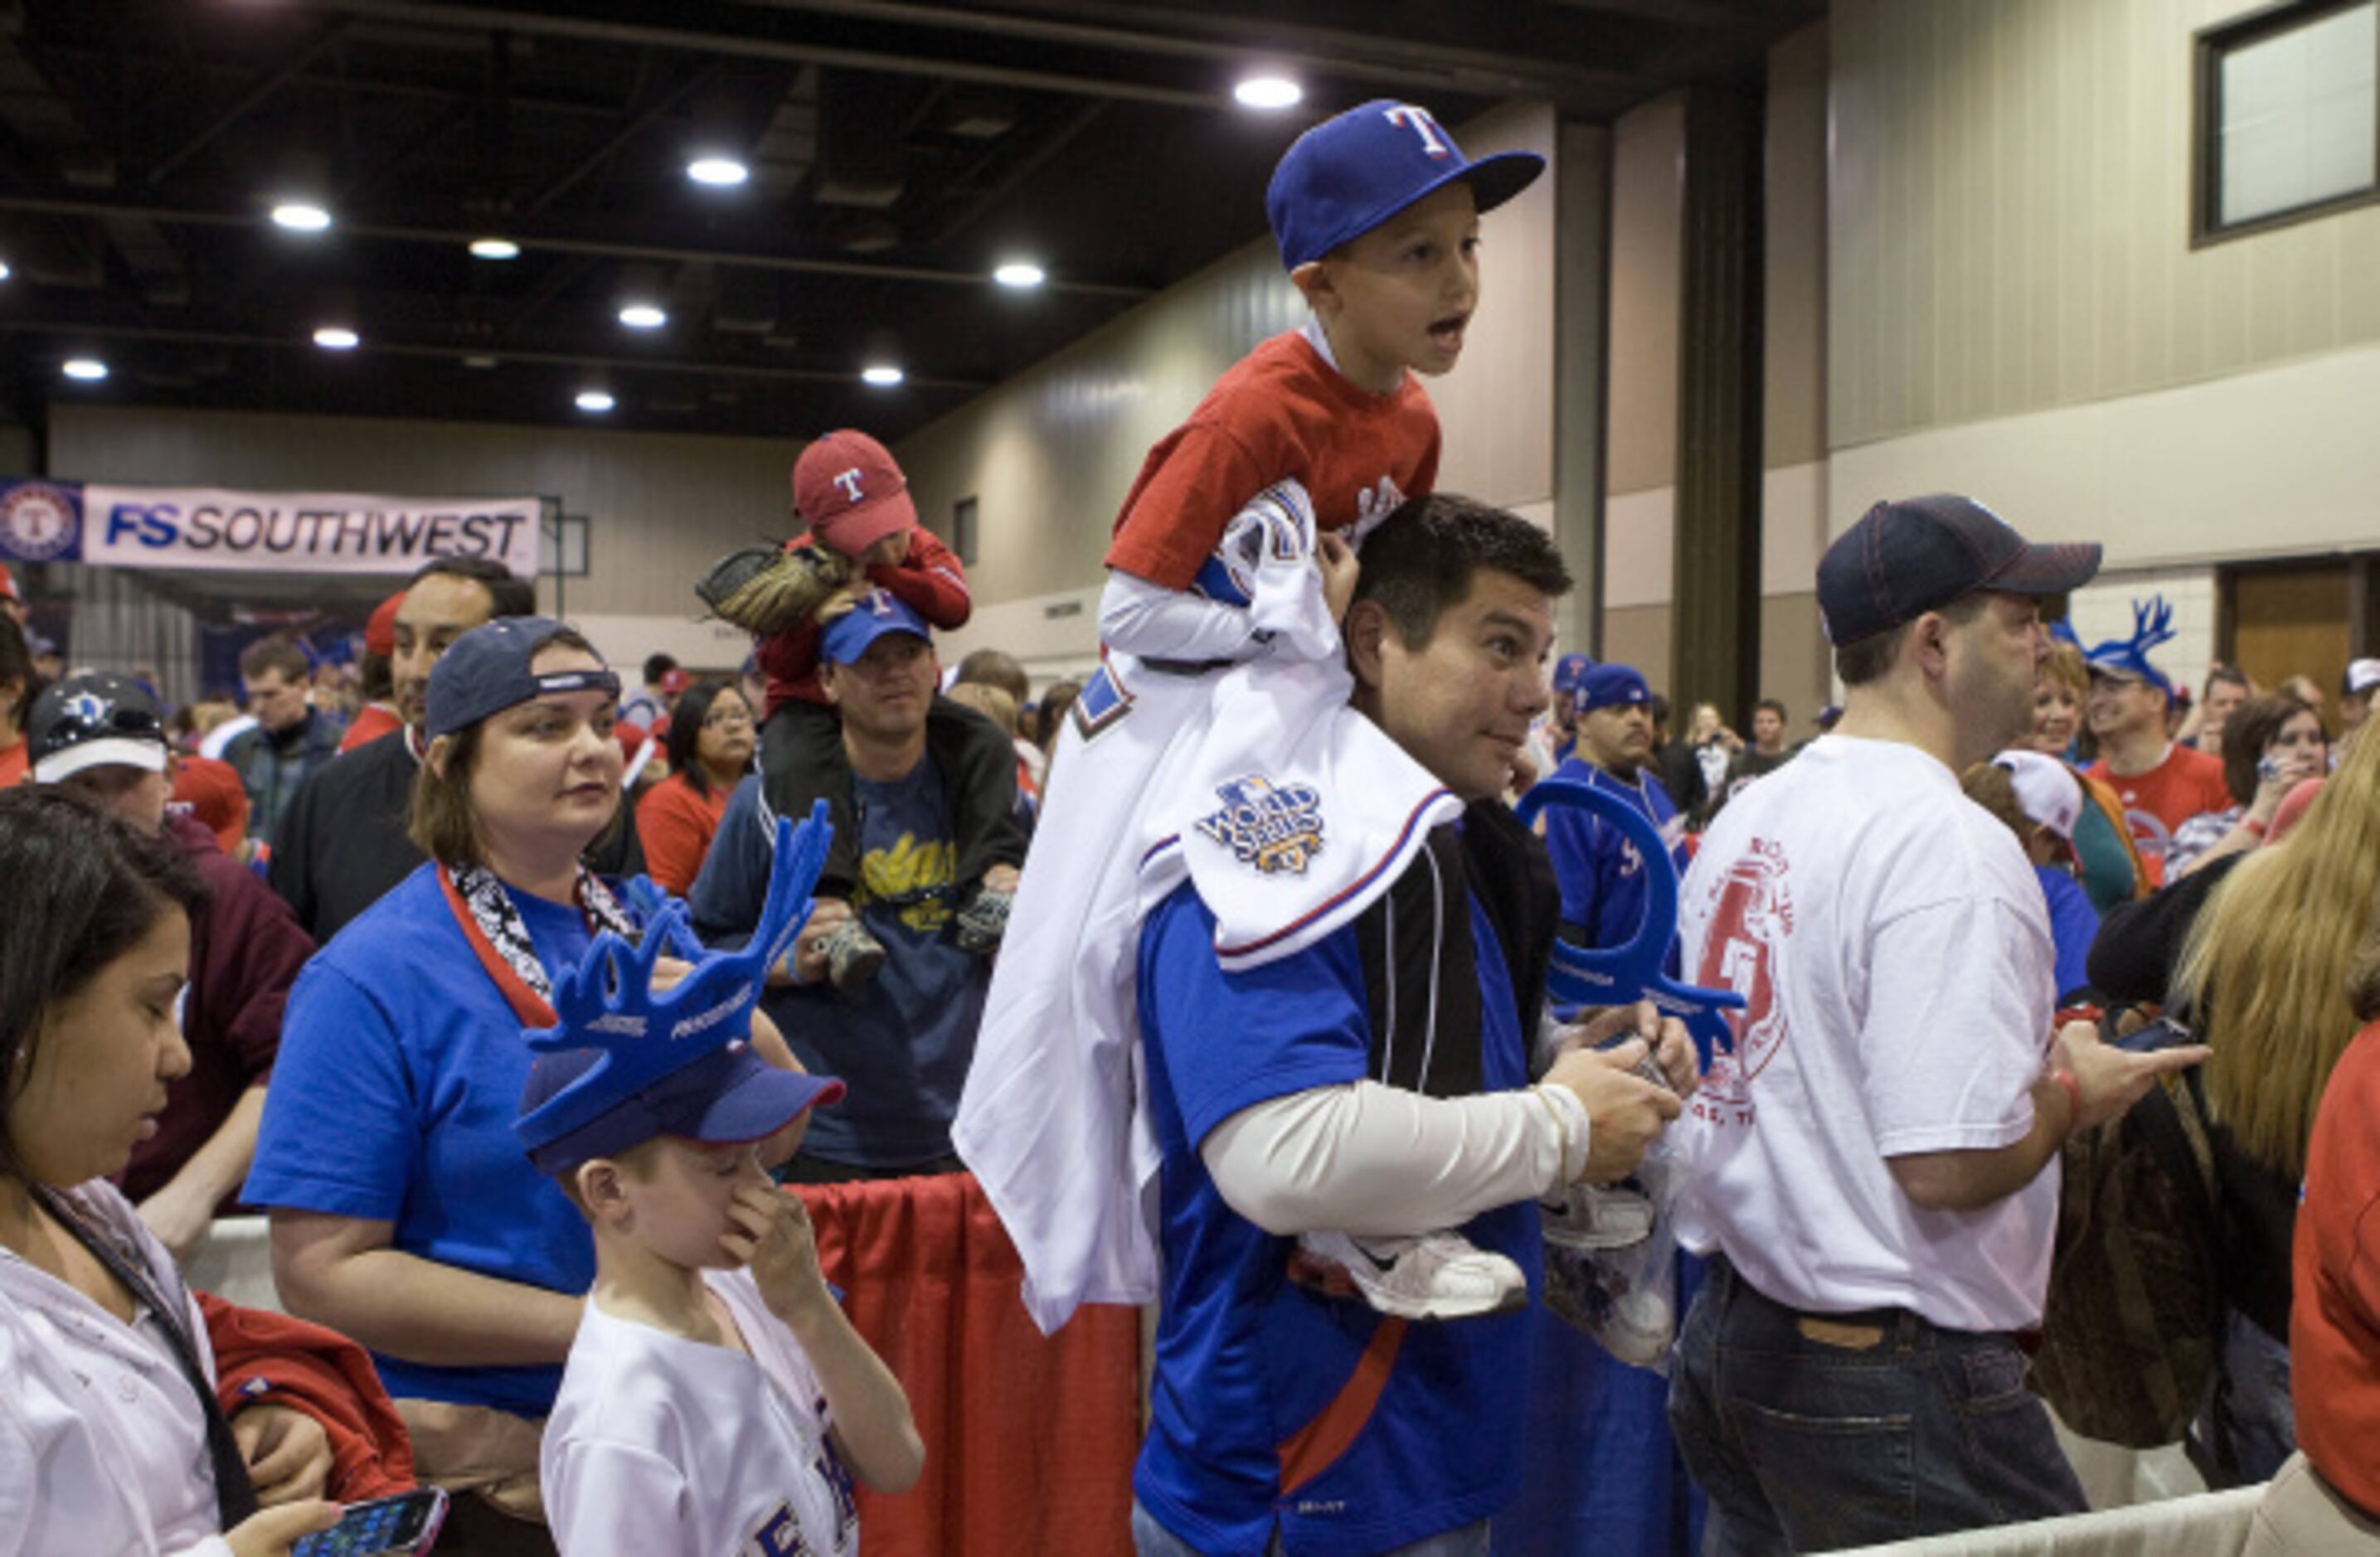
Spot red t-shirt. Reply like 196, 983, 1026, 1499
2293, 1021, 2380, 1516
340, 703, 402, 754
636, 771, 732, 896
0, 736, 26, 788
757, 526, 972, 719
2086, 744, 2229, 876
1105, 330, 1440, 591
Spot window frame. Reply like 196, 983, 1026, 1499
2192, 0, 2380, 246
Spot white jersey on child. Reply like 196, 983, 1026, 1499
543, 1268, 857, 1557
1674, 735, 2062, 1334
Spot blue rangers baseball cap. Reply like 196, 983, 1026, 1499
1267, 99, 1546, 270
820, 588, 933, 666
425, 615, 620, 740
1576, 663, 1654, 715
1816, 495, 2101, 648
1551, 652, 1595, 698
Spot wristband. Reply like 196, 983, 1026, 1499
2051, 1068, 2083, 1128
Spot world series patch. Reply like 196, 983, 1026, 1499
1195, 775, 1326, 876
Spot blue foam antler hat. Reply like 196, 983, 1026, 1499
2077, 596, 2178, 697
515, 801, 844, 1173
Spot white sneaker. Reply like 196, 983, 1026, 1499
1296, 1229, 1529, 1322
1539, 1184, 1655, 1251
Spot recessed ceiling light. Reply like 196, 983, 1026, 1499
993, 261, 1046, 289
687, 156, 750, 187
270, 201, 333, 233
63, 357, 109, 381
1233, 75, 1302, 110
576, 389, 616, 413
313, 326, 360, 350
468, 237, 521, 260
861, 364, 904, 387
0, 259, 12, 282
462, 355, 499, 369
617, 303, 668, 330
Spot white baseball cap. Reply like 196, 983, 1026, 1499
1994, 749, 2082, 842
2345, 658, 2380, 697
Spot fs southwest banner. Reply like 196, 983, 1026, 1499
0, 478, 546, 578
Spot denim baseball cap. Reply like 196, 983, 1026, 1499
519, 1038, 844, 1176
425, 615, 620, 739
1551, 652, 1595, 697
819, 588, 932, 666
1267, 99, 1545, 270
1816, 495, 2101, 647
1576, 663, 1654, 715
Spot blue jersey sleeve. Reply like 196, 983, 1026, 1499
243, 959, 420, 1220
1137, 885, 1372, 1148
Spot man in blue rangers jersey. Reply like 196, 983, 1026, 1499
1539, 661, 1689, 957
1129, 495, 1698, 1557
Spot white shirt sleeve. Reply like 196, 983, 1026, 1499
1099, 570, 1265, 662
544, 1439, 700, 1557
1199, 1079, 1591, 1237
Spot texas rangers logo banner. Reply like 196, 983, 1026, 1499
0, 479, 85, 565
81, 483, 544, 576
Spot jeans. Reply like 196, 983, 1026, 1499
1129, 1501, 1491, 1557
1667, 1257, 2085, 1555
2191, 1310, 2297, 1488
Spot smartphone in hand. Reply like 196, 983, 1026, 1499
289, 1489, 449, 1557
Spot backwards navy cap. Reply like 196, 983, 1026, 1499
426, 615, 620, 740
1267, 99, 1545, 270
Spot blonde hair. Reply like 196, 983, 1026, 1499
2177, 715, 2380, 1176
945, 681, 1018, 738
2039, 640, 2089, 701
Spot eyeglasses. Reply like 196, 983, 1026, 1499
702, 708, 755, 730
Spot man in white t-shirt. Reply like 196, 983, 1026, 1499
1668, 494, 2212, 1553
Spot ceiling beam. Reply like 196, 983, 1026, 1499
281, 0, 1234, 110
0, 193, 1158, 298
146, 22, 355, 187
0, 318, 990, 392
726, 0, 1644, 102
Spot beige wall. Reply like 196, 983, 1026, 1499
45, 404, 795, 666
1600, 93, 1687, 697
894, 100, 1564, 681
1762, 22, 1834, 732
1829, 0, 2380, 454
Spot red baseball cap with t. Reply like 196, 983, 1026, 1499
793, 429, 918, 558
364, 590, 405, 657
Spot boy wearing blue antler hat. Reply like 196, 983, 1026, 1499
525, 808, 922, 1557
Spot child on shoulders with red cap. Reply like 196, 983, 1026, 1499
711, 429, 1027, 991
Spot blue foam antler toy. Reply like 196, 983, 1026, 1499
514, 800, 831, 1150
1513, 778, 1744, 1062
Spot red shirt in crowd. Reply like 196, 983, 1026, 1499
636, 770, 732, 897
1105, 329, 1440, 591
2086, 742, 2229, 879
0, 736, 26, 788
340, 702, 402, 753
2293, 1019, 2380, 1516
756, 526, 972, 720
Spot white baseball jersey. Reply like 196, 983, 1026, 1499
957, 483, 1456, 1335
1675, 735, 2062, 1333
542, 1268, 856, 1557
0, 1181, 230, 1557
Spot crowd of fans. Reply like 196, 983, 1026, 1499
5, 91, 2379, 1557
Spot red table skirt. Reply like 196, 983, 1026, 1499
793, 1171, 1139, 1557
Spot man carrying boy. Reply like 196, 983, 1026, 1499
522, 822, 924, 1556
726, 430, 1024, 988
962, 99, 1550, 1334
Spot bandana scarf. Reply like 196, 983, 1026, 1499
441, 862, 639, 1025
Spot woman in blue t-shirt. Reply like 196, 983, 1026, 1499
243, 618, 803, 1555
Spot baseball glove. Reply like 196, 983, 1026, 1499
695, 544, 852, 634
